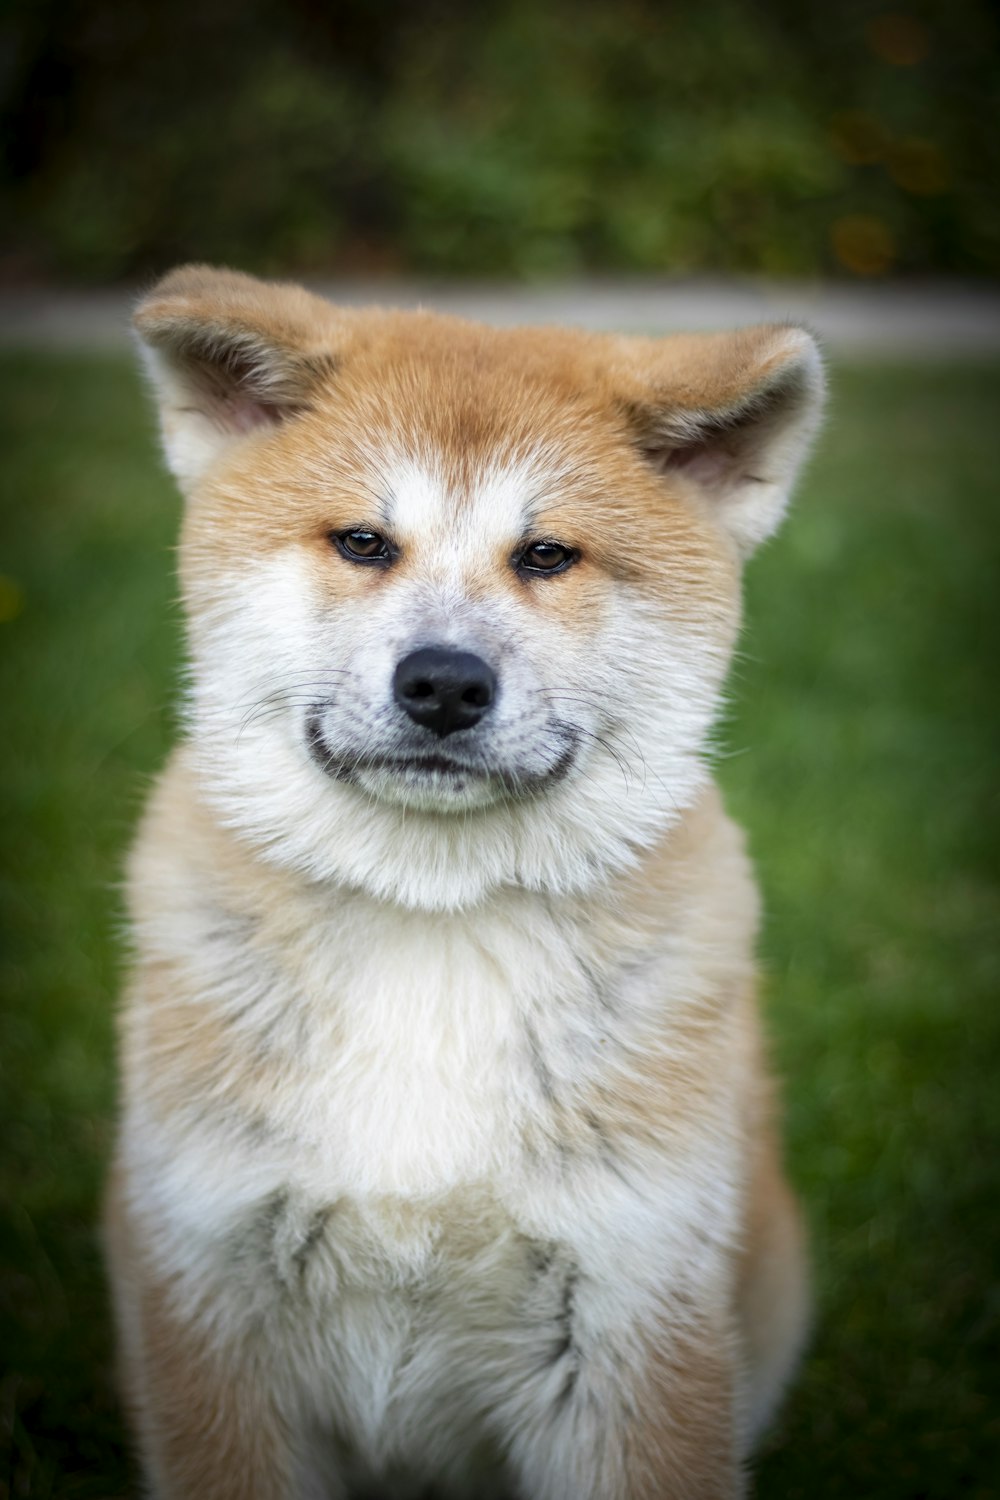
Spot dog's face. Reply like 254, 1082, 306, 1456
136, 268, 822, 909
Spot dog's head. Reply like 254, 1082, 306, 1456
135, 267, 823, 909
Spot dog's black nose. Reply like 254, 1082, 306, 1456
393, 647, 497, 738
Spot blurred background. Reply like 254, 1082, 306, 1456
2, 3, 999, 1499
1, 0, 998, 284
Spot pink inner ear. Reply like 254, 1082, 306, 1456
649, 440, 734, 489
188, 342, 294, 436
225, 395, 283, 434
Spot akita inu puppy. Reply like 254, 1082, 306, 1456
105, 266, 824, 1499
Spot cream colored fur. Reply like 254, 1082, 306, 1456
106, 266, 822, 1499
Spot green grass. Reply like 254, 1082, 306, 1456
1, 353, 998, 1498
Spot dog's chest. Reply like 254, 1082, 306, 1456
205, 890, 613, 1204
170, 905, 622, 1471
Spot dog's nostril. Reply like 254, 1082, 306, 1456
393, 646, 498, 738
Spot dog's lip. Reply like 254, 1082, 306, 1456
359, 752, 490, 779
381, 754, 482, 776
305, 711, 578, 789
306, 712, 486, 782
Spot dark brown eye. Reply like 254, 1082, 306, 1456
515, 540, 579, 576
332, 529, 394, 564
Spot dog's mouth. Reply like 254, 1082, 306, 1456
305, 711, 577, 796
306, 713, 485, 784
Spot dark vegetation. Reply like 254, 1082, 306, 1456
2, 0, 998, 283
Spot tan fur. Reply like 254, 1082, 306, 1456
109, 266, 822, 1499
626, 1327, 740, 1500
105, 1165, 296, 1498
737, 1129, 811, 1436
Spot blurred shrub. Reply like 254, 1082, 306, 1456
1, 0, 997, 281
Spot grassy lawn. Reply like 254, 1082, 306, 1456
1, 350, 998, 1498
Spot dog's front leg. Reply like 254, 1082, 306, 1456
507, 1312, 743, 1500
105, 1172, 337, 1500
130, 1286, 304, 1500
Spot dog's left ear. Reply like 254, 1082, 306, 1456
619, 325, 824, 556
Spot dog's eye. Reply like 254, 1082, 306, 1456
515, 541, 579, 576
332, 529, 394, 565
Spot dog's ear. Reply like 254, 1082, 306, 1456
133, 265, 341, 490
619, 325, 824, 557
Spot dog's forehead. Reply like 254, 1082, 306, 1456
382, 448, 564, 550
321, 334, 609, 550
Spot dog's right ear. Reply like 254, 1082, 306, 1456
133, 265, 341, 491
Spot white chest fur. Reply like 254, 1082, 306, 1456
127, 875, 624, 1230
126, 845, 742, 1271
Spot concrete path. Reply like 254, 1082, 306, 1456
2, 278, 999, 356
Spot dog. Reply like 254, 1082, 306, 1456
104, 265, 824, 1499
